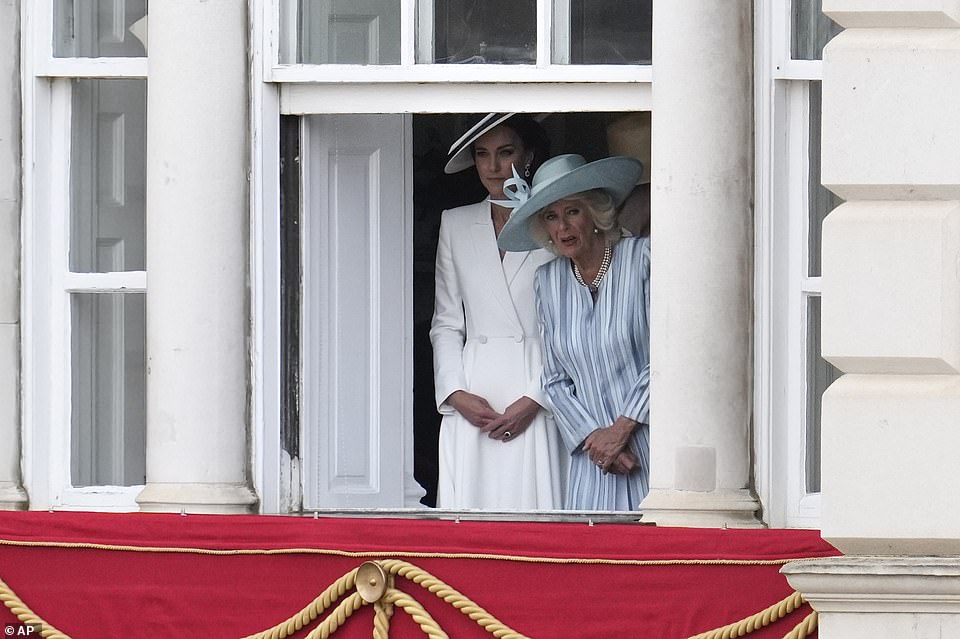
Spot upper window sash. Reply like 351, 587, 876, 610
29, 1, 147, 78
772, 0, 843, 81
263, 0, 652, 84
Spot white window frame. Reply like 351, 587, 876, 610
261, 0, 653, 84
754, 0, 826, 529
21, 1, 147, 511
251, 0, 653, 513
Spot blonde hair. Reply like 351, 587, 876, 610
529, 189, 622, 255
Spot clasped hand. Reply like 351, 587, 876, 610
583, 417, 640, 475
447, 391, 539, 442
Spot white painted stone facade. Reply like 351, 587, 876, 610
784, 2, 960, 636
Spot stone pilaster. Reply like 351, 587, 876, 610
786, 2, 960, 636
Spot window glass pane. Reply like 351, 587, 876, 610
282, 0, 401, 64
560, 0, 652, 64
54, 0, 147, 58
791, 0, 843, 60
71, 292, 146, 487
805, 296, 840, 494
807, 81, 843, 277
427, 0, 536, 64
70, 79, 146, 273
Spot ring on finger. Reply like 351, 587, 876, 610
503, 431, 512, 440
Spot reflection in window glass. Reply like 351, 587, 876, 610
429, 0, 536, 64
54, 0, 147, 58
791, 0, 843, 61
70, 79, 147, 273
561, 0, 652, 64
282, 0, 401, 64
71, 293, 146, 487
805, 296, 840, 494
807, 82, 843, 278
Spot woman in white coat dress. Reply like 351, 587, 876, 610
431, 113, 563, 510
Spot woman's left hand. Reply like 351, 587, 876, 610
584, 416, 639, 473
481, 396, 541, 442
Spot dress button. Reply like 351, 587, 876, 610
478, 335, 488, 344
514, 335, 524, 343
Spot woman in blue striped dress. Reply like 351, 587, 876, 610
498, 154, 650, 510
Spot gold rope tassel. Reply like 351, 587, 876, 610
0, 578, 73, 639
686, 591, 808, 639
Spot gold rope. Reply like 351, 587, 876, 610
301, 593, 365, 639
0, 578, 72, 639
373, 598, 393, 639
685, 591, 810, 639
381, 559, 531, 639
381, 589, 449, 639
0, 537, 814, 567
373, 574, 397, 639
240, 568, 358, 639
781, 611, 818, 639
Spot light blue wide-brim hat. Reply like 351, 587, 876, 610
497, 153, 643, 252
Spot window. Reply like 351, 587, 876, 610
279, 110, 650, 512
755, 0, 842, 527
23, 1, 148, 510
255, 1, 653, 512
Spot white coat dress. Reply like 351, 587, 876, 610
430, 199, 563, 510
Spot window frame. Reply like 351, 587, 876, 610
21, 0, 147, 511
262, 0, 652, 83
253, 1, 654, 513
754, 0, 828, 529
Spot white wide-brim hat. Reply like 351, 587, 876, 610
497, 154, 643, 252
444, 112, 516, 174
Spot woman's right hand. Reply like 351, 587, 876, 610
447, 391, 501, 429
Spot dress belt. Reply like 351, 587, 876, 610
466, 334, 538, 344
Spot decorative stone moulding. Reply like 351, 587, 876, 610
136, 482, 259, 514
821, 375, 960, 555
821, 201, 960, 375
784, 556, 960, 638
822, 30, 960, 201
823, 0, 960, 28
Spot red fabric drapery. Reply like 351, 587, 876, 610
0, 511, 838, 639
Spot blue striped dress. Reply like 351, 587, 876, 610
535, 236, 651, 511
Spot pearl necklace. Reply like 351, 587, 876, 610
572, 245, 613, 293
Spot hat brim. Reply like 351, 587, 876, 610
497, 156, 643, 252
444, 113, 516, 174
